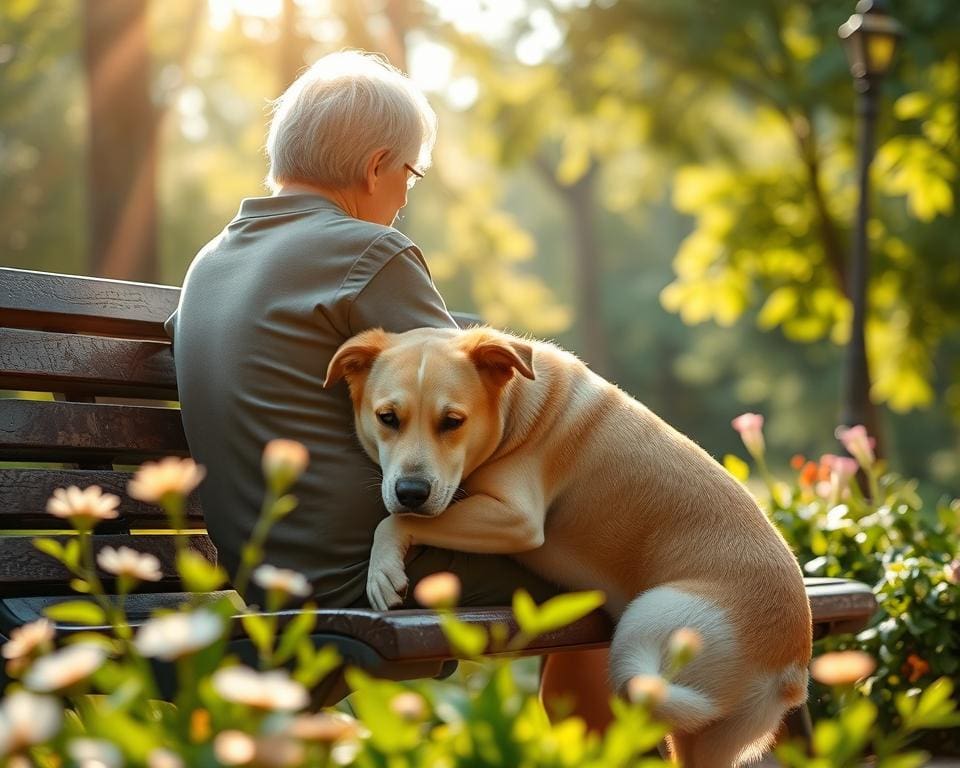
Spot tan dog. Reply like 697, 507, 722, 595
324, 326, 811, 767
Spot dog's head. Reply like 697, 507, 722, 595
324, 327, 535, 517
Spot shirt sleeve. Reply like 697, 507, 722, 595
346, 246, 459, 335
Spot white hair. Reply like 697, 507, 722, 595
265, 50, 437, 192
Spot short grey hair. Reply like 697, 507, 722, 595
266, 50, 437, 192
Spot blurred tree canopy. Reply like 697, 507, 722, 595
1, 0, 957, 492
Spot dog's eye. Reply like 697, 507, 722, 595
377, 411, 400, 429
440, 414, 465, 432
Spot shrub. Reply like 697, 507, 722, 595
729, 415, 960, 752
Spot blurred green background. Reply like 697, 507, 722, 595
2, 0, 958, 496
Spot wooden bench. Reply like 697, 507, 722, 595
0, 267, 877, 729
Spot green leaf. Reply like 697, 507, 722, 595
44, 600, 107, 626
269, 494, 299, 521
274, 604, 317, 664
521, 591, 606, 638
177, 549, 227, 592
512, 589, 538, 636
723, 454, 750, 482
32, 537, 65, 561
878, 752, 931, 768
63, 538, 81, 570
440, 614, 488, 657
294, 643, 341, 688
344, 667, 422, 753
240, 613, 274, 656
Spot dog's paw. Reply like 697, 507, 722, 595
367, 516, 410, 610
366, 559, 408, 610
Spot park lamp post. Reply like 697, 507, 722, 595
837, 0, 904, 434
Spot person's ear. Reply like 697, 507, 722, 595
364, 148, 391, 195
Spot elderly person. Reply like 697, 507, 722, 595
166, 50, 611, 730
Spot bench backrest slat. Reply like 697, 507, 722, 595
0, 328, 177, 399
0, 469, 205, 529
0, 400, 188, 462
0, 268, 175, 339
0, 534, 217, 597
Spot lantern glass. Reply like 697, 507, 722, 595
866, 30, 898, 75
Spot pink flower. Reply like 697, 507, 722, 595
828, 456, 859, 483
945, 560, 960, 585
836, 425, 876, 469
731, 413, 765, 458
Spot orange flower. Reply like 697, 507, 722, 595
790, 454, 806, 470
903, 653, 931, 683
799, 462, 818, 488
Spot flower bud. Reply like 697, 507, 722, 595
810, 650, 876, 686
262, 439, 310, 493
626, 674, 667, 707
390, 691, 428, 721
667, 627, 703, 674
413, 571, 461, 609
731, 413, 765, 459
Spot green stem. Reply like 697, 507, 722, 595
232, 490, 279, 602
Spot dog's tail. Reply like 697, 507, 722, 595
608, 583, 738, 732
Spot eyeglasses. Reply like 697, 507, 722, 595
404, 163, 425, 189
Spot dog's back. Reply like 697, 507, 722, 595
493, 338, 812, 765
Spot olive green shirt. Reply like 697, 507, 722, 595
165, 193, 458, 606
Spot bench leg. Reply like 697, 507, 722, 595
783, 704, 813, 751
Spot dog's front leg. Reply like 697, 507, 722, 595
367, 487, 546, 609
367, 515, 413, 610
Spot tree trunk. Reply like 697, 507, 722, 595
278, 0, 310, 90
567, 167, 611, 377
84, 0, 157, 282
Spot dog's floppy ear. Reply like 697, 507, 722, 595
324, 328, 390, 388
465, 330, 536, 386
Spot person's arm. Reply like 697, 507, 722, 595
347, 247, 459, 334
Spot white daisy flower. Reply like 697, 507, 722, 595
213, 730, 256, 766
253, 565, 311, 598
97, 546, 163, 582
287, 711, 361, 742
0, 691, 62, 756
128, 457, 206, 503
68, 738, 123, 768
147, 747, 185, 768
22, 644, 106, 693
212, 665, 309, 711
2, 619, 55, 661
46, 486, 120, 523
134, 609, 223, 661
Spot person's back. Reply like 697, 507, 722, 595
167, 194, 455, 605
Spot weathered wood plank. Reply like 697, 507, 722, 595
0, 268, 177, 339
0, 328, 176, 398
0, 400, 187, 462
0, 469, 205, 529
0, 533, 216, 596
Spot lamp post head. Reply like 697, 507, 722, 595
838, 0, 905, 85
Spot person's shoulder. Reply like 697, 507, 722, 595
351, 221, 417, 258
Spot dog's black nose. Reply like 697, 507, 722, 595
395, 478, 431, 509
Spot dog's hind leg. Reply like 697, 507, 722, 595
670, 705, 783, 768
